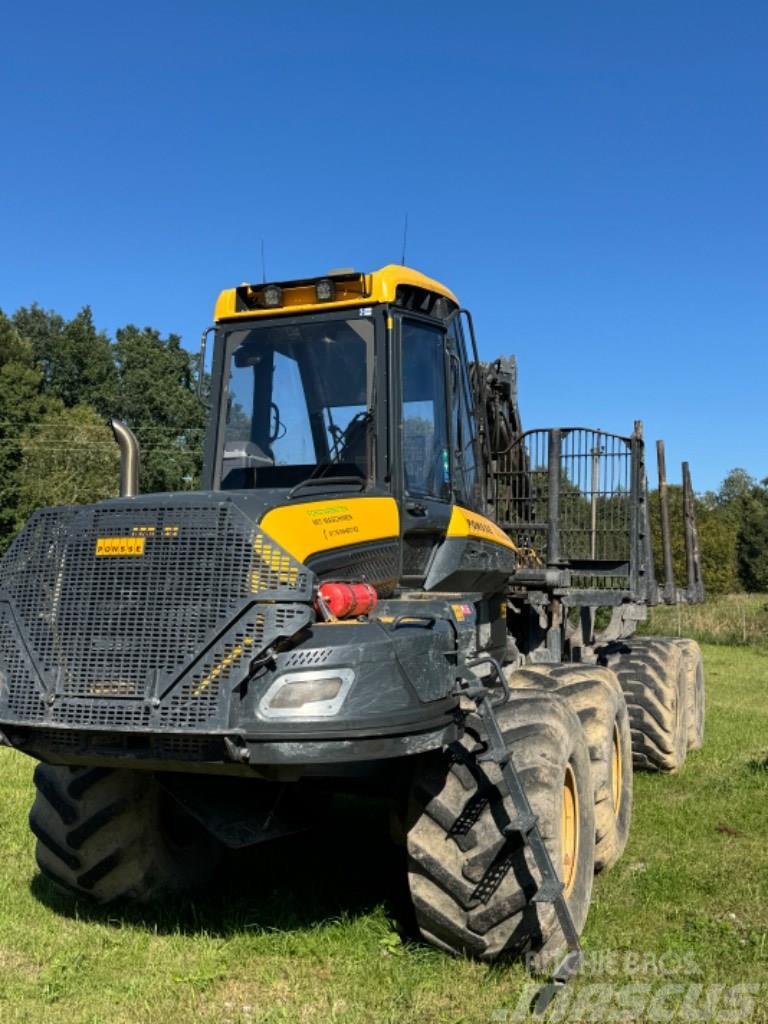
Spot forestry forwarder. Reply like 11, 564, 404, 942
0, 266, 705, 1006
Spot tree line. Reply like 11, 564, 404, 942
649, 469, 768, 595
0, 302, 765, 594
0, 304, 204, 553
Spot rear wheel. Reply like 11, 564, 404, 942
599, 637, 689, 772
672, 638, 706, 750
509, 665, 633, 873
30, 764, 221, 903
406, 690, 594, 963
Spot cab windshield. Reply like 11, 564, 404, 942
220, 315, 374, 490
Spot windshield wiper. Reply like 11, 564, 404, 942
287, 474, 365, 499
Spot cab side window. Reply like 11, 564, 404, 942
448, 318, 480, 508
401, 320, 451, 501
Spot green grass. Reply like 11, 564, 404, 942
1, 644, 767, 1022
639, 592, 768, 648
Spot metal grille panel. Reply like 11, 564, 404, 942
161, 603, 311, 728
308, 541, 399, 596
283, 647, 333, 669
0, 499, 312, 728
0, 608, 47, 722
24, 727, 224, 761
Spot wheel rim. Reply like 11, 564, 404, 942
611, 721, 623, 814
561, 763, 579, 897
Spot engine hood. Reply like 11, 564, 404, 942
0, 492, 314, 733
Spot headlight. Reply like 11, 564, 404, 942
259, 668, 354, 719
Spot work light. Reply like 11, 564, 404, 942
262, 284, 283, 308
315, 278, 335, 302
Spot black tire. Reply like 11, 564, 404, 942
599, 636, 688, 772
672, 638, 706, 750
509, 665, 633, 873
30, 764, 221, 903
406, 690, 594, 964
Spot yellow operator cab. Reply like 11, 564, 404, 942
203, 261, 512, 595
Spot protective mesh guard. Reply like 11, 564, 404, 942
159, 602, 312, 728
0, 498, 312, 730
0, 606, 47, 722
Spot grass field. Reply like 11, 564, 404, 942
639, 593, 768, 648
0, 643, 766, 1023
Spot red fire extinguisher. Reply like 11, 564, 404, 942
316, 582, 378, 620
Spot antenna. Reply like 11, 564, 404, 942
400, 213, 408, 265
261, 239, 267, 283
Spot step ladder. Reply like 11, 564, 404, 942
459, 656, 583, 1015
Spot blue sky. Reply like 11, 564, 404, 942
1, 1, 766, 493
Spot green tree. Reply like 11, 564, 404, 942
0, 304, 206, 550
736, 480, 768, 592
12, 305, 117, 416
15, 405, 119, 524
717, 468, 755, 509
11, 304, 65, 370
114, 325, 205, 493
698, 500, 742, 595
648, 485, 740, 596
0, 312, 55, 550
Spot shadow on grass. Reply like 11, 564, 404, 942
30, 794, 416, 940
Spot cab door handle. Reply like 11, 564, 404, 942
406, 501, 427, 517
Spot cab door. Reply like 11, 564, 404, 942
446, 313, 483, 512
396, 315, 453, 586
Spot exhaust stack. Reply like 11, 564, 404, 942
109, 419, 140, 497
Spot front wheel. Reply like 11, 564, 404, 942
406, 690, 595, 963
30, 764, 222, 903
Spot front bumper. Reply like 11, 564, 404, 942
0, 613, 460, 771
2, 718, 458, 778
